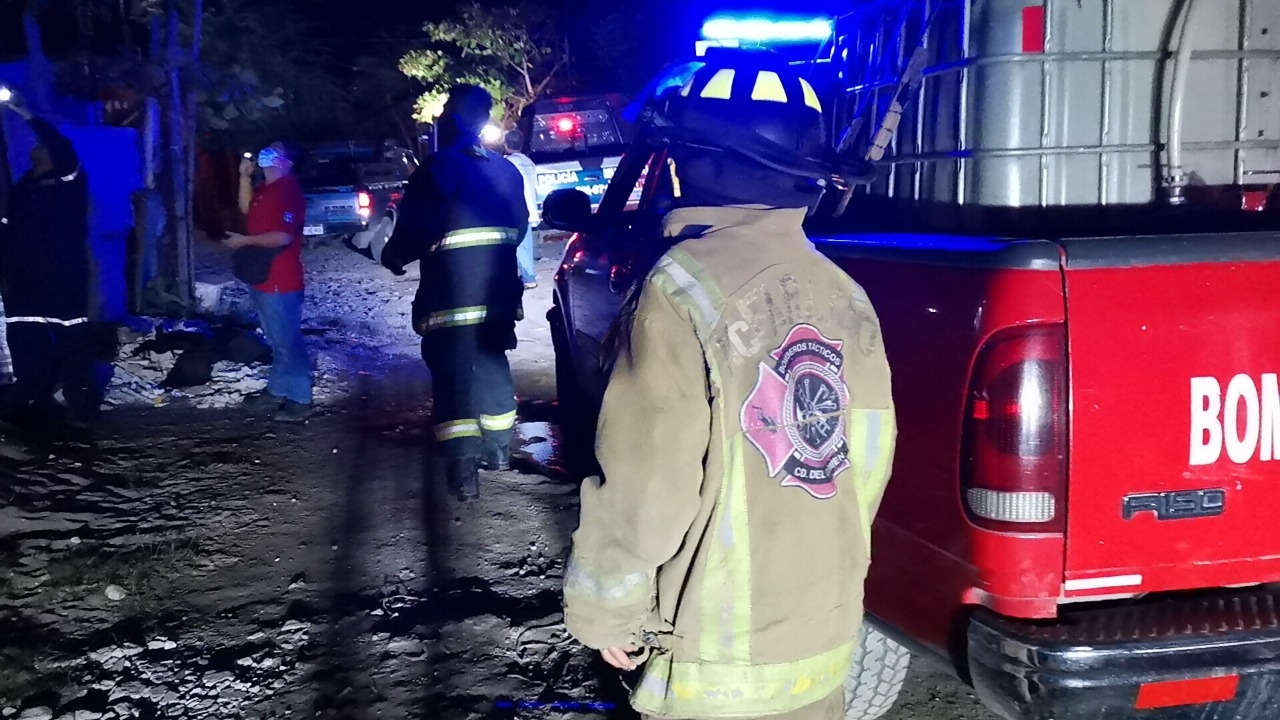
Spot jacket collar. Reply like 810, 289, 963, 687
662, 205, 809, 241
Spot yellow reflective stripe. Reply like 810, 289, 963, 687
798, 78, 823, 112
701, 433, 754, 663
633, 641, 854, 717
653, 249, 723, 330
426, 305, 488, 330
438, 226, 522, 250
751, 70, 789, 103
847, 408, 896, 545
864, 408, 895, 490
435, 420, 481, 442
847, 411, 874, 545
564, 557, 651, 603
700, 69, 735, 100
479, 410, 517, 432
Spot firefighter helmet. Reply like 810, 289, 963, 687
649, 56, 871, 184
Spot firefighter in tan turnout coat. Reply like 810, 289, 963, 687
563, 57, 897, 719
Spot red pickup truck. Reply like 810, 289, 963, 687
544, 2, 1280, 719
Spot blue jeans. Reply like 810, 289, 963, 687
517, 224, 537, 285
251, 289, 312, 405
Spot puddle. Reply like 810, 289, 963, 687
515, 421, 560, 469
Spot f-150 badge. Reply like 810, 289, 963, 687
741, 324, 851, 500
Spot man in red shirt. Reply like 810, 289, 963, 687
223, 142, 312, 422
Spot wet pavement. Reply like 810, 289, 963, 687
0, 248, 997, 720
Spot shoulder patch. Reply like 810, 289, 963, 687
283, 212, 295, 224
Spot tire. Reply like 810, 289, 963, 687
844, 622, 911, 720
550, 309, 599, 479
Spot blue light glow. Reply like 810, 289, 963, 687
701, 16, 834, 44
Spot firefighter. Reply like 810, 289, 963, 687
0, 96, 99, 428
380, 85, 528, 501
562, 58, 895, 720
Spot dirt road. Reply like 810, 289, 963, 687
0, 248, 999, 720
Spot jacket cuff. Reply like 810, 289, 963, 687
563, 602, 645, 650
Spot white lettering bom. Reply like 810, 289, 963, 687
1190, 374, 1280, 466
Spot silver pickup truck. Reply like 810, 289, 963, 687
298, 142, 417, 254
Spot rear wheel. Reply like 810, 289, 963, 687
844, 623, 911, 720
550, 308, 599, 479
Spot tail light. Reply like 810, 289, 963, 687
556, 117, 577, 134
357, 190, 372, 218
961, 324, 1068, 533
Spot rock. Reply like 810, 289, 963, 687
387, 638, 426, 656
73, 711, 104, 720
17, 709, 53, 720
104, 584, 128, 601
203, 670, 235, 686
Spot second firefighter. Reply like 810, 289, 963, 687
380, 85, 529, 500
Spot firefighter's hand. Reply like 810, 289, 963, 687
239, 156, 256, 178
222, 232, 248, 249
600, 646, 639, 671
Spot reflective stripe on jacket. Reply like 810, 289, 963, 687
563, 206, 897, 719
381, 144, 528, 335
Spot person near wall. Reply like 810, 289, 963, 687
224, 142, 313, 423
503, 130, 540, 289
0, 95, 100, 429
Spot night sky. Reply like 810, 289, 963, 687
306, 0, 853, 71
0, 0, 854, 115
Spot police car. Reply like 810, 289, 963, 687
516, 95, 639, 220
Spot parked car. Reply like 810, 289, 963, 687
544, 1, 1280, 719
297, 142, 416, 256
517, 95, 638, 219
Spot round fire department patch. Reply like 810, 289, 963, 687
740, 324, 851, 499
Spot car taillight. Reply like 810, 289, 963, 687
961, 324, 1068, 533
357, 191, 372, 218
556, 117, 576, 133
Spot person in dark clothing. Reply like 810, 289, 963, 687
380, 85, 529, 501
0, 97, 99, 428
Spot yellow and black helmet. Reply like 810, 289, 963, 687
647, 55, 867, 183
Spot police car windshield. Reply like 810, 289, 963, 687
526, 104, 626, 164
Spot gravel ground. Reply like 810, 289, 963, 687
0, 244, 998, 720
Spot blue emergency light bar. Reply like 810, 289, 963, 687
700, 16, 834, 44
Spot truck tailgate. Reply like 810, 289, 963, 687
305, 187, 359, 226
1061, 235, 1280, 598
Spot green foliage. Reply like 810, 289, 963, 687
400, 2, 569, 125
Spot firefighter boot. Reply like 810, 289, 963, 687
479, 442, 510, 472
443, 457, 480, 502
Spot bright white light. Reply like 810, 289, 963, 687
701, 16, 833, 44
966, 489, 1056, 524
0, 87, 12, 103
481, 123, 503, 144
